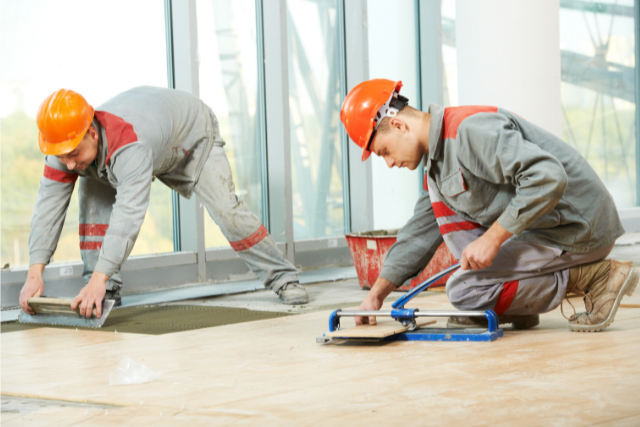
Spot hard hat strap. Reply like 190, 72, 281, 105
364, 92, 409, 152
373, 91, 409, 132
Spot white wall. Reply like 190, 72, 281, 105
455, 0, 562, 137
367, 0, 422, 231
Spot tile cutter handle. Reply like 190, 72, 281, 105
392, 263, 460, 309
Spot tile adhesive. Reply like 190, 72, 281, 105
1, 305, 290, 335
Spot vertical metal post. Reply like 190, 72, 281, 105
415, 0, 424, 192
418, 0, 444, 193
255, 0, 270, 229
419, 0, 444, 108
635, 0, 640, 206
337, 0, 351, 234
414, 0, 422, 113
169, 0, 206, 281
262, 0, 295, 264
164, 0, 182, 252
344, 0, 373, 233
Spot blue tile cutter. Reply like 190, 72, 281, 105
317, 264, 504, 344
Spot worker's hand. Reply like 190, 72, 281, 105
355, 293, 384, 326
460, 235, 501, 271
71, 271, 109, 319
355, 277, 397, 326
19, 264, 46, 314
460, 222, 512, 271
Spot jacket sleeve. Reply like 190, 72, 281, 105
456, 113, 568, 236
94, 144, 153, 277
28, 156, 79, 266
379, 187, 444, 287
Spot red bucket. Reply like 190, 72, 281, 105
345, 230, 457, 291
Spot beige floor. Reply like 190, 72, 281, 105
2, 271, 640, 427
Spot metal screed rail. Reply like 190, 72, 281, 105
317, 264, 505, 343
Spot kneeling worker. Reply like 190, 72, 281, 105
20, 86, 308, 317
341, 79, 638, 332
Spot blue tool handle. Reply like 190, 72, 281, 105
484, 310, 499, 332
328, 309, 341, 332
392, 263, 460, 309
390, 308, 417, 321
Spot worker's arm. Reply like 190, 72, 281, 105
28, 156, 78, 267
71, 271, 109, 318
21, 157, 78, 313
459, 221, 512, 270
355, 277, 397, 326
93, 143, 153, 277
456, 113, 568, 238
19, 264, 45, 314
355, 186, 443, 325
70, 143, 154, 318
378, 187, 443, 287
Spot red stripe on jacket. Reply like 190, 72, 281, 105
80, 241, 102, 250
439, 221, 482, 235
493, 280, 519, 315
94, 111, 138, 165
432, 202, 457, 218
79, 224, 109, 236
443, 106, 498, 140
230, 224, 268, 252
43, 165, 78, 184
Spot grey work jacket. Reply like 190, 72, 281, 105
29, 86, 222, 276
380, 103, 624, 287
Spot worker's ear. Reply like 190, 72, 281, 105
85, 125, 99, 147
389, 117, 407, 133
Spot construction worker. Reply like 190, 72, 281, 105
341, 79, 638, 332
19, 86, 308, 318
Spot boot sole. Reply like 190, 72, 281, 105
279, 297, 309, 305
569, 268, 639, 333
446, 315, 539, 330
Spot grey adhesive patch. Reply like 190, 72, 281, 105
1, 305, 291, 335
1, 395, 119, 415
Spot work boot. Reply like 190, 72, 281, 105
276, 282, 309, 305
447, 314, 539, 330
563, 259, 638, 332
104, 288, 122, 307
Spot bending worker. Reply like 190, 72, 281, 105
19, 86, 308, 317
341, 79, 638, 332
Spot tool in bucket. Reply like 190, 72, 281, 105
317, 264, 504, 344
18, 297, 116, 328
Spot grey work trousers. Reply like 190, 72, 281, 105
445, 238, 614, 315
79, 146, 299, 293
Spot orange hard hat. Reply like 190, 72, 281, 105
340, 79, 406, 161
37, 89, 94, 156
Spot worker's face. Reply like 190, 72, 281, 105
56, 126, 98, 171
369, 118, 424, 170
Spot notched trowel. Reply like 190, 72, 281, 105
18, 297, 115, 328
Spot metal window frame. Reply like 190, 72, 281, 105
636, 0, 640, 207
416, 0, 444, 193
337, 0, 352, 235
344, 0, 374, 233
261, 0, 295, 264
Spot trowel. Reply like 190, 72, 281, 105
18, 297, 115, 328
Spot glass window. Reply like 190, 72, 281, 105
367, 0, 422, 230
287, 0, 346, 239
196, 0, 264, 249
441, 0, 457, 107
0, 0, 171, 267
559, 0, 638, 207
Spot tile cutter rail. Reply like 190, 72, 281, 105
317, 264, 504, 344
